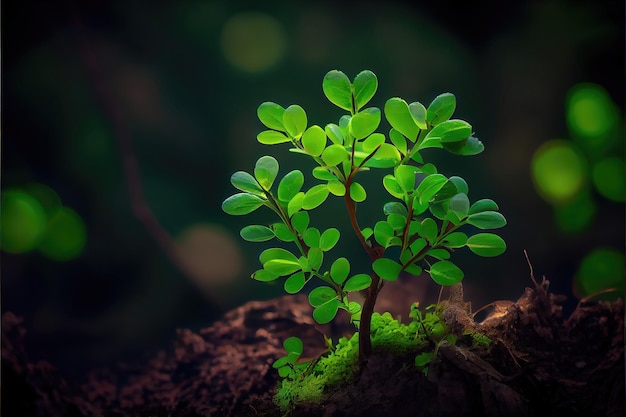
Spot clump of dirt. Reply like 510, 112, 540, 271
2, 278, 624, 417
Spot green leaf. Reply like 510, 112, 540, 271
469, 198, 499, 214
327, 180, 346, 196
362, 227, 373, 240
353, 70, 378, 111
230, 171, 264, 195
309, 286, 337, 307
372, 258, 403, 281
284, 271, 306, 294
283, 105, 307, 138
257, 130, 291, 145
343, 274, 372, 292
323, 70, 352, 112
440, 232, 467, 248
240, 225, 275, 242
303, 227, 321, 248
384, 201, 408, 217
313, 300, 341, 324
308, 248, 324, 271
254, 156, 279, 190
423, 120, 471, 149
409, 237, 427, 256
466, 211, 507, 229
408, 102, 428, 130
416, 174, 448, 205
427, 93, 456, 125
466, 233, 506, 257
383, 175, 404, 199
272, 223, 296, 242
302, 125, 327, 156
444, 135, 484, 156
330, 257, 350, 285
283, 336, 304, 356
322, 144, 349, 166
385, 98, 418, 140
260, 247, 298, 265
428, 248, 451, 260
387, 213, 407, 230
349, 182, 367, 202
222, 193, 266, 215
395, 165, 418, 192
350, 108, 381, 139
449, 193, 470, 217
252, 269, 279, 282
421, 218, 438, 243
312, 166, 336, 181
320, 228, 340, 251
303, 184, 330, 210
365, 143, 401, 168
361, 133, 386, 153
277, 170, 304, 202
257, 102, 285, 131
429, 260, 464, 285
449, 176, 468, 194
287, 192, 304, 217
325, 123, 344, 145
374, 221, 396, 248
291, 211, 309, 234
389, 129, 408, 156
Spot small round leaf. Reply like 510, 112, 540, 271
322, 144, 349, 166
278, 170, 305, 202
343, 274, 372, 292
240, 225, 275, 242
467, 212, 507, 229
429, 260, 464, 286
372, 258, 403, 281
320, 228, 340, 251
254, 156, 279, 190
222, 193, 266, 215
302, 125, 327, 156
323, 70, 352, 111
385, 97, 418, 140
466, 233, 506, 257
330, 257, 350, 285
353, 70, 378, 111
303, 184, 330, 210
349, 182, 367, 202
257, 102, 285, 131
427, 93, 456, 126
257, 130, 291, 145
284, 271, 306, 294
283, 105, 307, 138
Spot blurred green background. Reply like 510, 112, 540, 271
2, 0, 624, 378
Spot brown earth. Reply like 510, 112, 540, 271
2, 276, 624, 417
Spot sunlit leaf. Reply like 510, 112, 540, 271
429, 260, 463, 285
284, 271, 306, 294
383, 175, 404, 199
230, 171, 264, 195
350, 108, 381, 139
322, 144, 349, 166
287, 192, 304, 217
330, 257, 350, 285
254, 156, 279, 190
364, 143, 402, 168
222, 193, 266, 215
387, 213, 407, 230
466, 233, 506, 257
312, 166, 336, 181
240, 225, 275, 242
277, 170, 304, 202
372, 258, 402, 281
440, 231, 467, 248
443, 135, 484, 156
302, 125, 327, 156
420, 218, 438, 243
416, 174, 448, 204
257, 130, 291, 145
349, 182, 367, 202
353, 70, 378, 111
409, 237, 427, 256
303, 184, 330, 209
385, 97, 418, 140
283, 105, 307, 138
408, 101, 428, 130
327, 179, 346, 196
427, 93, 456, 126
361, 133, 386, 153
323, 70, 352, 111
343, 274, 372, 292
395, 165, 418, 192
308, 248, 324, 271
325, 123, 344, 145
257, 102, 285, 131
389, 129, 408, 155
283, 336, 303, 356
383, 201, 408, 217
466, 211, 507, 229
374, 221, 396, 248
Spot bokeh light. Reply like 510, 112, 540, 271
38, 206, 87, 261
574, 247, 625, 301
220, 12, 287, 73
1, 189, 47, 253
592, 157, 625, 202
176, 223, 243, 292
553, 192, 596, 233
566, 83, 618, 151
531, 140, 588, 206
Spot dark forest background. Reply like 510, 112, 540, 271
2, 0, 624, 379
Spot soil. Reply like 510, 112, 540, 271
2, 277, 624, 417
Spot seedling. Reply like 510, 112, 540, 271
222, 69, 506, 373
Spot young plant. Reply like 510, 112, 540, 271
222, 69, 506, 370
